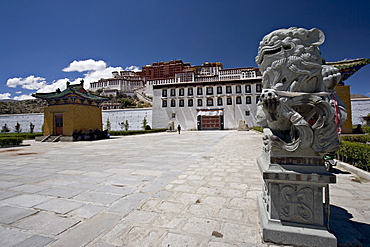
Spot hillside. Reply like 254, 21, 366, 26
0, 99, 47, 114
0, 94, 151, 115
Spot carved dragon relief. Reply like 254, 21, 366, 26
255, 27, 347, 153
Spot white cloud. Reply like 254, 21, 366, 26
125, 65, 140, 72
0, 93, 11, 100
13, 94, 34, 100
5, 59, 138, 99
62, 59, 107, 72
62, 59, 125, 89
36, 78, 69, 93
6, 75, 46, 90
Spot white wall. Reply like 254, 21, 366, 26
0, 109, 153, 133
351, 99, 370, 125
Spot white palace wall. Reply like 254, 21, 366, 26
0, 108, 152, 133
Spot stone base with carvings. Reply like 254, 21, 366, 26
257, 147, 337, 246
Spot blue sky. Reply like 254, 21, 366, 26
1, 0, 369, 100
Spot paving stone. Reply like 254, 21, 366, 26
151, 213, 183, 229
107, 192, 149, 214
38, 179, 76, 187
182, 217, 219, 236
13, 212, 81, 236
161, 232, 199, 246
172, 184, 194, 192
220, 188, 243, 198
67, 204, 106, 219
217, 208, 244, 221
222, 223, 257, 243
13, 235, 54, 247
0, 194, 51, 207
73, 191, 122, 205
0, 190, 19, 200
0, 226, 30, 247
140, 198, 161, 211
101, 222, 131, 244
39, 187, 83, 198
9, 184, 48, 193
0, 130, 369, 246
35, 198, 84, 214
196, 187, 217, 195
203, 196, 227, 206
187, 203, 214, 216
0, 181, 23, 189
50, 212, 121, 247
123, 210, 157, 223
158, 201, 184, 213
176, 192, 202, 204
0, 205, 37, 224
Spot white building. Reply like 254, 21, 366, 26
152, 68, 262, 130
90, 71, 144, 97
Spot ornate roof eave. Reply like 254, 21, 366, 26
32, 81, 109, 102
327, 58, 370, 82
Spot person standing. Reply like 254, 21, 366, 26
177, 124, 181, 134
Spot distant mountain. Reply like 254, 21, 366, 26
0, 99, 47, 114
351, 94, 369, 99
0, 99, 18, 102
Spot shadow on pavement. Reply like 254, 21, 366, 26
330, 205, 370, 246
331, 167, 351, 175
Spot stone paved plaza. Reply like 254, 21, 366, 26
0, 130, 369, 246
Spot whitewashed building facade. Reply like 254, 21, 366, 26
152, 67, 262, 130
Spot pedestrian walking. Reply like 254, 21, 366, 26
177, 124, 181, 134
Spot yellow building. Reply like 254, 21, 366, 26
328, 58, 370, 134
33, 81, 108, 141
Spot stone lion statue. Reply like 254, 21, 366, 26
255, 27, 346, 153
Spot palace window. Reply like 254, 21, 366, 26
162, 89, 167, 97
188, 99, 193, 107
197, 87, 203, 95
217, 86, 222, 94
256, 84, 262, 92
172, 112, 176, 118
245, 85, 251, 93
246, 96, 251, 104
179, 99, 184, 107
207, 98, 214, 106
197, 99, 203, 106
206, 87, 213, 95
171, 99, 176, 107
256, 95, 260, 103
217, 97, 223, 106
170, 88, 176, 96
188, 87, 193, 96
236, 96, 242, 104
245, 110, 250, 116
227, 97, 232, 105
179, 88, 184, 96
162, 100, 167, 107
236, 85, 241, 93
226, 86, 232, 94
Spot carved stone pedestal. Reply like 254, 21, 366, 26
257, 144, 337, 246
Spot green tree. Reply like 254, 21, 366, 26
142, 117, 148, 130
1, 124, 10, 133
106, 118, 111, 131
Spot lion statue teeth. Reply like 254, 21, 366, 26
255, 27, 346, 153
